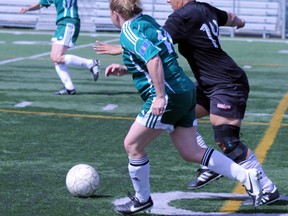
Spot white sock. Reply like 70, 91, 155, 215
64, 54, 94, 69
203, 148, 247, 183
196, 132, 209, 169
55, 64, 74, 90
240, 152, 275, 192
196, 131, 208, 148
128, 155, 150, 203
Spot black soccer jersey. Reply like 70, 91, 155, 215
163, 1, 246, 93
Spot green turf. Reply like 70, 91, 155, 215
0, 29, 287, 215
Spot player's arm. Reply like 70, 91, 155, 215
224, 12, 245, 29
92, 41, 122, 55
147, 55, 166, 116
20, 3, 42, 14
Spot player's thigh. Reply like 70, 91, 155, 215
210, 113, 242, 126
124, 121, 163, 157
50, 43, 68, 62
170, 126, 205, 163
196, 104, 209, 118
209, 84, 248, 125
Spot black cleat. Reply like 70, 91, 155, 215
187, 168, 223, 190
90, 59, 100, 81
53, 88, 76, 95
114, 194, 153, 215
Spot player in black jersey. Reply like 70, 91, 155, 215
162, 0, 279, 206
92, 0, 279, 206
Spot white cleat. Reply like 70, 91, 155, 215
243, 168, 263, 208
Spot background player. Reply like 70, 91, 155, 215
20, 0, 100, 95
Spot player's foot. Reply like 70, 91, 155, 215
53, 88, 76, 95
114, 194, 153, 215
243, 168, 263, 208
90, 59, 100, 81
242, 185, 280, 206
187, 168, 223, 190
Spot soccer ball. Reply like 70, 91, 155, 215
66, 164, 100, 197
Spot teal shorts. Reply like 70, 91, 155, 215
136, 91, 197, 133
51, 22, 80, 48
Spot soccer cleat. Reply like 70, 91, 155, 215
53, 88, 76, 95
243, 168, 263, 208
187, 168, 223, 190
114, 194, 153, 215
90, 59, 100, 81
241, 186, 280, 206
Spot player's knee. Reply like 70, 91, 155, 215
213, 124, 248, 163
123, 139, 141, 158
50, 54, 64, 64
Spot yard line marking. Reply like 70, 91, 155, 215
0, 109, 288, 127
245, 112, 288, 118
220, 92, 288, 213
15, 101, 33, 108
0, 109, 134, 121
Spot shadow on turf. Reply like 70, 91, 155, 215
76, 91, 138, 96
78, 194, 113, 199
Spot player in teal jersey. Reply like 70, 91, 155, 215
107, 0, 262, 214
20, 0, 100, 95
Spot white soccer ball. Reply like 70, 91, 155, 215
66, 164, 100, 197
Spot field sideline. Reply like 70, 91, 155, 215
0, 29, 287, 215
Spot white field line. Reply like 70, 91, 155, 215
0, 36, 119, 65
245, 112, 288, 118
113, 191, 288, 215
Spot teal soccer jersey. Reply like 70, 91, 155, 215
120, 14, 194, 101
39, 0, 80, 25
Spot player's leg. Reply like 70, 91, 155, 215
114, 121, 163, 215
210, 82, 279, 205
187, 87, 223, 189
51, 24, 76, 94
170, 125, 263, 208
189, 81, 279, 205
64, 55, 100, 81
166, 91, 262, 207
211, 116, 279, 205
114, 95, 171, 215
60, 23, 100, 81
51, 42, 76, 95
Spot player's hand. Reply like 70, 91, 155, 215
92, 41, 122, 55
105, 64, 128, 77
236, 18, 245, 29
20, 8, 28, 14
152, 96, 166, 116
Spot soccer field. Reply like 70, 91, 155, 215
0, 29, 287, 216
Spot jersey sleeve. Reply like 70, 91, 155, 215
39, 0, 52, 8
121, 23, 160, 63
163, 12, 187, 44
213, 7, 228, 26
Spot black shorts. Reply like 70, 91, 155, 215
196, 76, 250, 119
